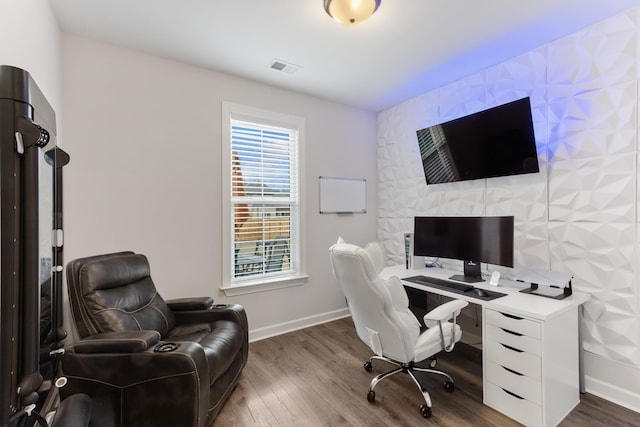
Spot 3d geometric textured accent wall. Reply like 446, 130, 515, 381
378, 8, 640, 368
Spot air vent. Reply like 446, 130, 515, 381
269, 59, 302, 75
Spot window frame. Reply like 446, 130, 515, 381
221, 102, 307, 296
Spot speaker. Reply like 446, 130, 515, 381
404, 233, 423, 270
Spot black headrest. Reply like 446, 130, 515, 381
79, 253, 150, 292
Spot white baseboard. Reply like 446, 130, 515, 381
249, 308, 351, 343
586, 375, 640, 414
583, 351, 640, 413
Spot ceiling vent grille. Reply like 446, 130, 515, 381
269, 59, 302, 75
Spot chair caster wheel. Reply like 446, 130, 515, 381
364, 361, 372, 372
367, 390, 375, 402
420, 404, 432, 418
444, 381, 455, 393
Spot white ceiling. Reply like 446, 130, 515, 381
50, 0, 640, 112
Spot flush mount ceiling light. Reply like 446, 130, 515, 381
324, 0, 381, 26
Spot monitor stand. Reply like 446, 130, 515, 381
449, 260, 484, 283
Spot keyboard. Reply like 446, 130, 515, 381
403, 275, 474, 293
402, 275, 507, 300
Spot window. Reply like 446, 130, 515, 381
222, 102, 306, 295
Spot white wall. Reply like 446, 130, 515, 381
0, 1, 62, 132
60, 34, 378, 341
377, 7, 640, 411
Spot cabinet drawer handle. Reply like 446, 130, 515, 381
500, 312, 524, 320
500, 343, 523, 353
500, 327, 523, 337
501, 366, 524, 376
501, 388, 525, 400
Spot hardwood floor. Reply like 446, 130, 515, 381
215, 317, 639, 426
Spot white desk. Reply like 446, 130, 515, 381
381, 265, 590, 427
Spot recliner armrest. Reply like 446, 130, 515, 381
171, 303, 248, 327
73, 330, 161, 354
166, 296, 214, 311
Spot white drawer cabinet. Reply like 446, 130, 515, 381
485, 309, 541, 338
485, 337, 541, 380
486, 361, 541, 404
483, 308, 580, 427
384, 265, 590, 426
485, 382, 542, 427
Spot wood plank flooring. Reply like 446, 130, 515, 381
214, 317, 639, 426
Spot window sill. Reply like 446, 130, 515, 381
221, 274, 309, 297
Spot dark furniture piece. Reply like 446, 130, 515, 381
61, 252, 248, 427
0, 65, 74, 427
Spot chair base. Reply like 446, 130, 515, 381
364, 355, 455, 418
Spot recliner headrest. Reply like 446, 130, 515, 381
79, 253, 151, 292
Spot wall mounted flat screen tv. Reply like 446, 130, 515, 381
416, 97, 539, 184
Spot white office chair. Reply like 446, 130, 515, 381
329, 237, 468, 418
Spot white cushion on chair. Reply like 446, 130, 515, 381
413, 323, 461, 362
329, 237, 464, 365
384, 276, 421, 330
329, 236, 467, 414
385, 276, 410, 312
364, 241, 385, 274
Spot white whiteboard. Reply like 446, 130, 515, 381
319, 176, 366, 214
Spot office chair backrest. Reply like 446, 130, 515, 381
329, 238, 420, 363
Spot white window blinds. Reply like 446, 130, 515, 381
230, 118, 298, 280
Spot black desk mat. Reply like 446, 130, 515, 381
402, 275, 506, 301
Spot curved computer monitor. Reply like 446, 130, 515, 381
413, 216, 514, 283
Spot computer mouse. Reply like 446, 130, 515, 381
474, 288, 489, 297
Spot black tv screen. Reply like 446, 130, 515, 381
416, 97, 539, 184
413, 216, 514, 268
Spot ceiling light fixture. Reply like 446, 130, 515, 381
324, 0, 381, 26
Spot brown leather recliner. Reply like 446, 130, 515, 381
60, 252, 248, 427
